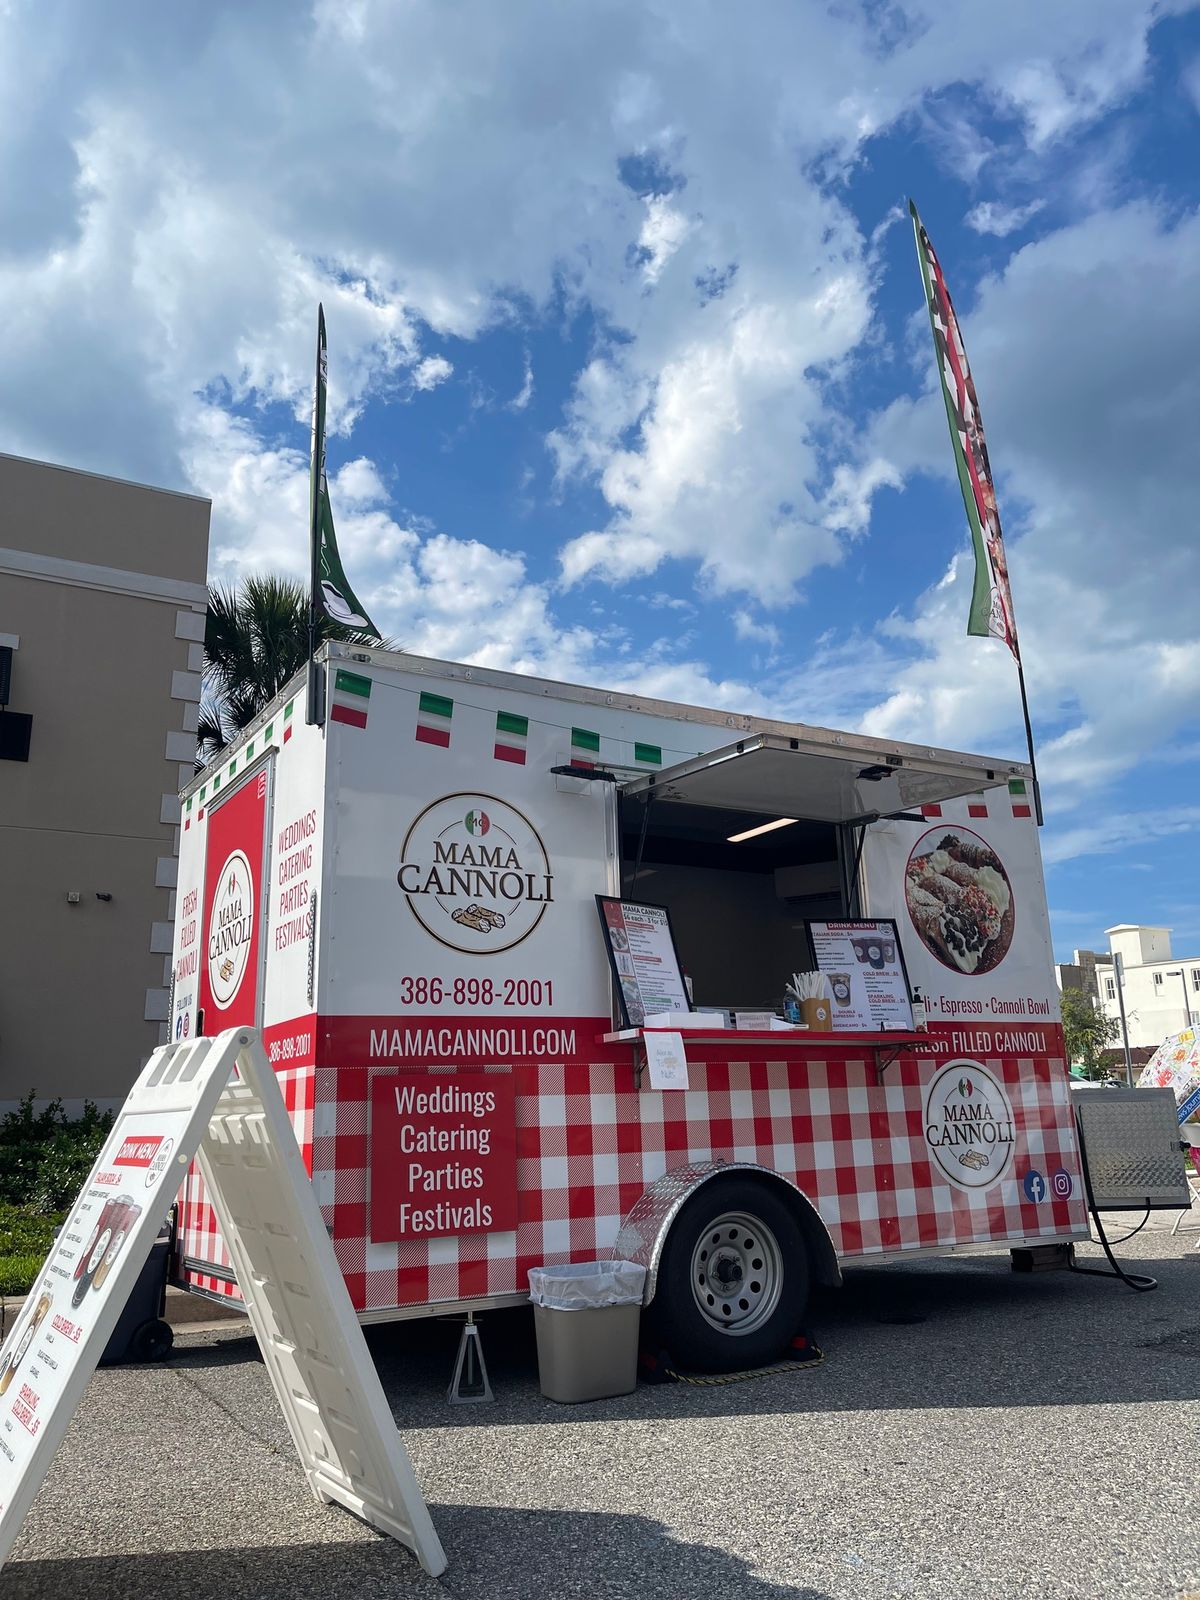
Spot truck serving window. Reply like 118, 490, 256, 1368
617, 734, 1005, 1016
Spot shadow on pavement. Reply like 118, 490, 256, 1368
167, 1247, 1200, 1426
3, 1506, 833, 1600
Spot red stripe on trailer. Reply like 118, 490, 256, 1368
921, 804, 942, 818
283, 724, 293, 743
331, 703, 369, 729
967, 803, 988, 817
494, 742, 526, 764
415, 724, 451, 748
1012, 803, 1033, 818
184, 819, 190, 830
197, 809, 205, 821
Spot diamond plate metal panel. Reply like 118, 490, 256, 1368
1074, 1088, 1190, 1210
612, 1160, 812, 1302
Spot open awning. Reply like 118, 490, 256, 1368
619, 733, 1009, 826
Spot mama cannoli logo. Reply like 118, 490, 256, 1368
923, 1060, 1016, 1190
397, 793, 553, 954
207, 849, 254, 1008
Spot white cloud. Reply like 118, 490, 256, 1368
636, 195, 694, 286
509, 350, 534, 411
0, 0, 1177, 580
1042, 807, 1200, 867
412, 355, 453, 390
0, 0, 1194, 870
965, 199, 1046, 236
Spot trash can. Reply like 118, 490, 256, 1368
98, 1220, 174, 1367
528, 1260, 646, 1403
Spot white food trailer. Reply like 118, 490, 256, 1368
169, 642, 1088, 1370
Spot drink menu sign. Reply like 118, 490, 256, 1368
596, 897, 691, 1029
0, 1109, 187, 1518
808, 919, 915, 1033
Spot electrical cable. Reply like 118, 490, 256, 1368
1068, 1118, 1157, 1292
1101, 1210, 1151, 1247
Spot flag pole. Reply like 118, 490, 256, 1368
305, 305, 325, 728
1014, 651, 1043, 826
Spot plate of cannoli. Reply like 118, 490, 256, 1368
904, 826, 1014, 975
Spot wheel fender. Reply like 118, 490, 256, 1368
612, 1160, 841, 1306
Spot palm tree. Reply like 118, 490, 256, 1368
198, 575, 389, 763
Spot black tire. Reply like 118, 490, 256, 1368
130, 1319, 174, 1363
646, 1178, 810, 1374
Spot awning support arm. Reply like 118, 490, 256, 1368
629, 787, 655, 891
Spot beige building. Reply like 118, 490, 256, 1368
0, 453, 210, 1109
1096, 925, 1199, 1049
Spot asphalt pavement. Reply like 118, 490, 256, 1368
5, 1220, 1200, 1600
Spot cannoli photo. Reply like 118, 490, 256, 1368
904, 826, 1014, 975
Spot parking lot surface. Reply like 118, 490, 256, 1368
5, 1221, 1199, 1600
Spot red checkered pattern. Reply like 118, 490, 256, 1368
182, 1038, 1087, 1313
177, 1064, 314, 1301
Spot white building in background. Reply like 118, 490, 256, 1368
1093, 925, 1200, 1049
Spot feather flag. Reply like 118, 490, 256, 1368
310, 304, 381, 640
910, 202, 1018, 661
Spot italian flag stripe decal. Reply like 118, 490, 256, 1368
331, 669, 372, 729
416, 691, 453, 748
635, 742, 662, 766
283, 698, 295, 743
494, 710, 528, 765
571, 727, 599, 769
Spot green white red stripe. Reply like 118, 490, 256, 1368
494, 710, 528, 764
634, 741, 661, 766
911, 201, 1019, 661
283, 698, 295, 743
331, 668, 371, 729
415, 691, 452, 748
571, 726, 599, 770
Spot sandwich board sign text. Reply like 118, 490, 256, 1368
0, 1030, 445, 1578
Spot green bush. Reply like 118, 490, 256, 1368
0, 1203, 65, 1296
0, 1093, 114, 1212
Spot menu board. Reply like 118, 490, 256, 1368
596, 897, 691, 1029
0, 1107, 189, 1508
807, 919, 915, 1032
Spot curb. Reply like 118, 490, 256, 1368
2, 1284, 244, 1334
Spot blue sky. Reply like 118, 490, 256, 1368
3, 0, 1199, 964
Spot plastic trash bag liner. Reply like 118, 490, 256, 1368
528, 1260, 646, 1310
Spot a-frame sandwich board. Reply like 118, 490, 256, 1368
0, 1028, 446, 1577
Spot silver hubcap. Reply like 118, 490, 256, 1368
689, 1210, 783, 1336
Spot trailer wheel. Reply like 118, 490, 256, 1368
647, 1178, 809, 1373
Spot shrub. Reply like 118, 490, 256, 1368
0, 1093, 114, 1212
0, 1203, 66, 1295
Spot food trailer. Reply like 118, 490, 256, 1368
168, 642, 1089, 1370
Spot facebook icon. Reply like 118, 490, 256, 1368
1023, 1169, 1046, 1204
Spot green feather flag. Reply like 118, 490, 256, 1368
310, 304, 381, 640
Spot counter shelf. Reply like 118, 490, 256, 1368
597, 1028, 932, 1088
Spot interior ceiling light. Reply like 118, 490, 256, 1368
726, 817, 799, 843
